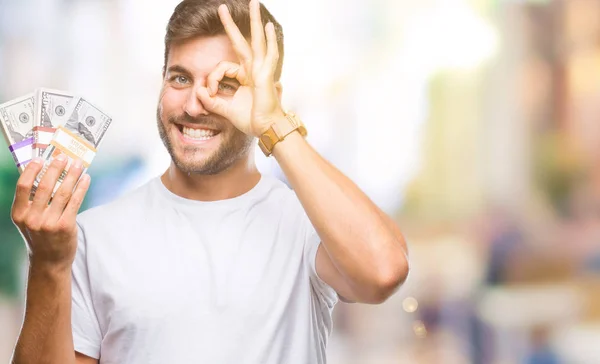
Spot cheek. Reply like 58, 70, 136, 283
160, 87, 188, 118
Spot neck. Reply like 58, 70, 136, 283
161, 154, 261, 202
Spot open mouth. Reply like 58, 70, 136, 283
175, 124, 221, 142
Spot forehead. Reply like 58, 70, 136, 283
166, 35, 238, 75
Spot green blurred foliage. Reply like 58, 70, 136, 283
0, 160, 24, 300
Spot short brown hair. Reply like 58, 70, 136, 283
164, 0, 285, 80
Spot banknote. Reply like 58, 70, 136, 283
33, 88, 74, 157
0, 93, 36, 173
59, 96, 112, 149
32, 96, 112, 195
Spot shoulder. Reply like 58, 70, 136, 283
76, 177, 158, 231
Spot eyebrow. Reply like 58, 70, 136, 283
166, 65, 240, 85
166, 65, 192, 76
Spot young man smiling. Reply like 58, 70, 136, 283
10, 0, 409, 363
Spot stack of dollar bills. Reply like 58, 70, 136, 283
0, 88, 112, 194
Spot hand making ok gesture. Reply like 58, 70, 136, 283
197, 0, 285, 137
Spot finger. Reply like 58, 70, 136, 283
218, 4, 253, 64
12, 158, 44, 219
265, 22, 279, 76
250, 0, 266, 63
46, 158, 85, 219
61, 173, 91, 222
206, 61, 246, 96
197, 87, 230, 117
30, 154, 69, 212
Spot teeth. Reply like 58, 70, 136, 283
182, 126, 217, 140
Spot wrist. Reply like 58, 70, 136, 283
29, 256, 73, 276
257, 111, 307, 157
254, 111, 286, 137
271, 128, 305, 156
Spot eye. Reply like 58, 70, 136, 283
174, 75, 189, 84
218, 82, 237, 95
168, 75, 189, 86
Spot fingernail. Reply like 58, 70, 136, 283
30, 158, 43, 164
56, 153, 67, 162
73, 158, 84, 169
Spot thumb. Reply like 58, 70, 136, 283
198, 87, 229, 118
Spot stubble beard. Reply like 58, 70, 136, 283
156, 108, 254, 175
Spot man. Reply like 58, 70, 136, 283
10, 0, 409, 363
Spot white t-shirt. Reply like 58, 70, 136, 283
72, 175, 338, 364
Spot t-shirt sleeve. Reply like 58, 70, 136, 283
298, 202, 339, 308
71, 221, 102, 359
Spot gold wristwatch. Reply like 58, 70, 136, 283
258, 112, 307, 157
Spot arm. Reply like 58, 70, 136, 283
10, 156, 91, 364
13, 267, 97, 364
12, 263, 74, 364
273, 132, 409, 304
204, 1, 408, 303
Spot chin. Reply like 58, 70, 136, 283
172, 152, 218, 174
170, 144, 228, 175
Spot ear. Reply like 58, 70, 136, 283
274, 81, 283, 101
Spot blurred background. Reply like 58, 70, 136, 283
1, 0, 599, 363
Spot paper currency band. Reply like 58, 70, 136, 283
49, 126, 97, 168
8, 137, 34, 168
33, 126, 57, 150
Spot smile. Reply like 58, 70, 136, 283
175, 124, 221, 143
182, 126, 218, 140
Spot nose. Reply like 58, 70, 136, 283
183, 85, 210, 118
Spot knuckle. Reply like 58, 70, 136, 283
16, 180, 30, 192
11, 211, 24, 225
39, 222, 55, 233
36, 182, 52, 195
54, 189, 71, 202
56, 220, 72, 234
24, 216, 41, 231
69, 196, 82, 207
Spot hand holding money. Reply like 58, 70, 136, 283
11, 156, 90, 268
0, 89, 112, 197
32, 96, 112, 196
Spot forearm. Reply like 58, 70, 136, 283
13, 262, 75, 364
273, 132, 408, 290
